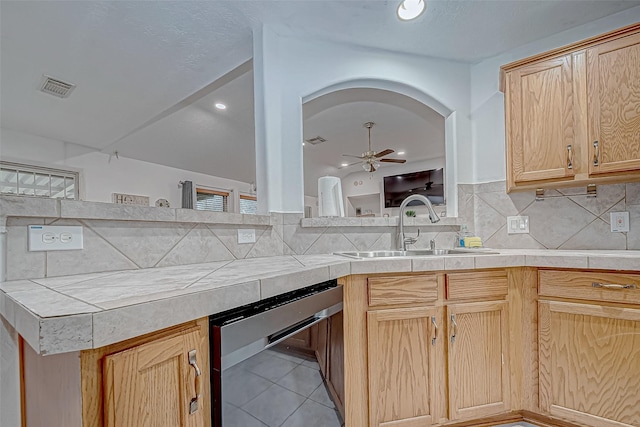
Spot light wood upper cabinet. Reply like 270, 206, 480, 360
539, 300, 640, 427
502, 23, 640, 192
447, 301, 510, 421
99, 321, 210, 427
367, 306, 440, 427
506, 54, 575, 187
587, 32, 640, 175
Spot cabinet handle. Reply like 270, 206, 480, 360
592, 282, 637, 290
593, 141, 599, 166
431, 316, 438, 346
567, 145, 573, 169
450, 314, 457, 344
188, 349, 202, 415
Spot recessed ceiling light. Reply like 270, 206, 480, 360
397, 0, 426, 21
398, 151, 406, 155
215, 103, 227, 110
341, 163, 349, 167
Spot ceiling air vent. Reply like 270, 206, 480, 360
305, 136, 327, 145
39, 75, 76, 98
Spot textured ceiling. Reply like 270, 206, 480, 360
1, 1, 639, 187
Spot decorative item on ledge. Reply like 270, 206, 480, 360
155, 198, 170, 208
112, 192, 149, 206
405, 210, 416, 217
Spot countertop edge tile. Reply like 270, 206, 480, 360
349, 258, 412, 274
92, 280, 260, 348
39, 314, 93, 355
525, 254, 589, 269
474, 255, 525, 269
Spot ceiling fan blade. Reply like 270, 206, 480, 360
369, 164, 376, 172
375, 148, 393, 158
380, 158, 407, 163
374, 149, 394, 158
342, 154, 365, 159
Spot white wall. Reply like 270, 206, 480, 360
253, 27, 471, 213
0, 128, 252, 209
470, 6, 640, 183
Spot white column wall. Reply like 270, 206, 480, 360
253, 28, 472, 213
470, 6, 640, 183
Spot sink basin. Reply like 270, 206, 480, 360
335, 250, 406, 259
405, 248, 498, 256
335, 248, 499, 259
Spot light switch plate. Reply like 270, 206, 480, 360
610, 212, 630, 232
238, 229, 256, 244
507, 216, 529, 234
28, 225, 83, 251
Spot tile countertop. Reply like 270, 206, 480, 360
1, 249, 640, 355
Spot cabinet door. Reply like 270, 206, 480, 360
327, 312, 345, 419
539, 300, 640, 427
506, 54, 575, 187
103, 327, 208, 427
367, 306, 439, 427
447, 301, 510, 421
587, 32, 640, 175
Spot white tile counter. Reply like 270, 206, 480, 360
1, 249, 639, 355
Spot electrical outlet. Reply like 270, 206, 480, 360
610, 212, 629, 232
507, 216, 529, 234
238, 229, 256, 244
28, 225, 83, 251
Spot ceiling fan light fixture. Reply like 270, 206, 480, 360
397, 0, 426, 21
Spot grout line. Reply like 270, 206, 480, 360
301, 227, 329, 255
153, 223, 198, 267
79, 219, 144, 269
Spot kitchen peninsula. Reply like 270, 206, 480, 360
1, 197, 639, 427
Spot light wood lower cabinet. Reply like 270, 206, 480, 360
447, 301, 510, 421
367, 306, 440, 426
538, 300, 640, 427
81, 318, 210, 427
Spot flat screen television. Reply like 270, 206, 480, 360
383, 168, 445, 208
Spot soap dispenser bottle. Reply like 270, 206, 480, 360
458, 224, 470, 247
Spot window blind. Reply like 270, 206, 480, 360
196, 188, 229, 212
0, 161, 78, 199
239, 194, 257, 214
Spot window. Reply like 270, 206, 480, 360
195, 188, 228, 212
239, 194, 257, 214
0, 161, 78, 199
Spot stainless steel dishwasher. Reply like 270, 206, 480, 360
209, 279, 343, 427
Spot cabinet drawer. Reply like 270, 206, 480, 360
446, 270, 508, 301
539, 270, 640, 305
367, 275, 438, 307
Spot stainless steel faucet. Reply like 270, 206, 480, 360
399, 194, 441, 251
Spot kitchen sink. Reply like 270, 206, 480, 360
335, 248, 499, 259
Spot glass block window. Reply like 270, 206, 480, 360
196, 188, 229, 212
0, 162, 78, 199
239, 194, 257, 214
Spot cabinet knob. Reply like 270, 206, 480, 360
567, 145, 573, 169
593, 141, 599, 166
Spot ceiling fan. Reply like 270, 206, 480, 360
342, 122, 407, 172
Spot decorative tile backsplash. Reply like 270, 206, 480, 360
470, 181, 640, 251
3, 180, 639, 280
